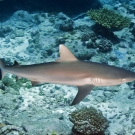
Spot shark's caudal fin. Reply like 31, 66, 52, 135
71, 84, 95, 105
56, 44, 78, 62
0, 59, 6, 79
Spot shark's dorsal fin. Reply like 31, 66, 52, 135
56, 44, 78, 62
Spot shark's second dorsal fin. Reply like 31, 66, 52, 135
13, 61, 20, 66
56, 44, 78, 62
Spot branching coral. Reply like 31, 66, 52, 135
87, 8, 131, 29
69, 107, 109, 135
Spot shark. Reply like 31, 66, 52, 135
0, 44, 135, 105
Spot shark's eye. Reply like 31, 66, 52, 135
122, 79, 126, 82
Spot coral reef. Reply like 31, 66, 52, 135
83, 36, 112, 53
0, 1, 135, 133
69, 107, 109, 135
95, 38, 112, 52
81, 32, 97, 42
79, 26, 112, 52
87, 8, 131, 29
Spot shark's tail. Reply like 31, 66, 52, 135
0, 59, 6, 79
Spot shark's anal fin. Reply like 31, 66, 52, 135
56, 44, 78, 62
71, 85, 95, 105
31, 81, 40, 86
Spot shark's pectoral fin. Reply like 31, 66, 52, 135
71, 84, 95, 106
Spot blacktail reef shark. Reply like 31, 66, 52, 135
0, 44, 135, 105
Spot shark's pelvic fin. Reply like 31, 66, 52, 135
71, 84, 95, 105
56, 44, 78, 62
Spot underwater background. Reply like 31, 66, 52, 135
0, 0, 135, 135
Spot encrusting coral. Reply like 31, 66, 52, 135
69, 107, 109, 135
87, 8, 131, 30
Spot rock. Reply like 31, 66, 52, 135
55, 12, 74, 31
15, 29, 24, 37
103, 91, 113, 98
11, 10, 33, 23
